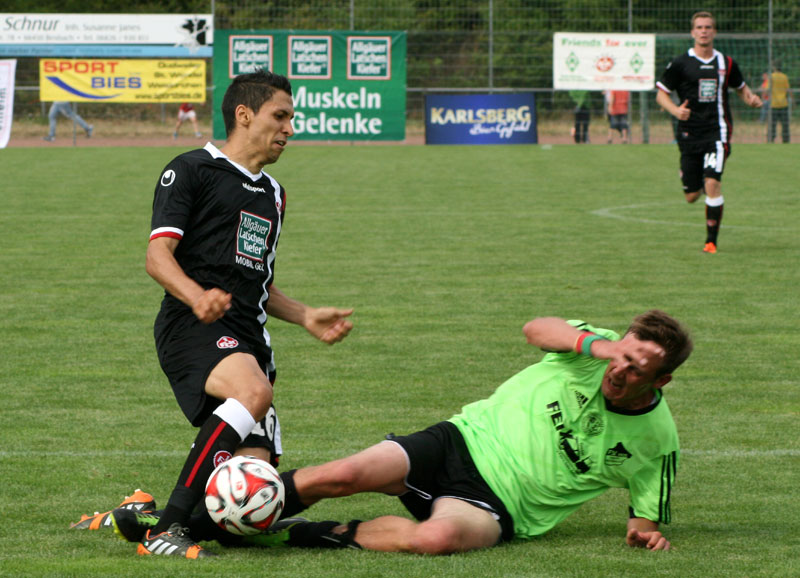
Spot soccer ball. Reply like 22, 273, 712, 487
204, 455, 285, 536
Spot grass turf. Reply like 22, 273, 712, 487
0, 143, 798, 577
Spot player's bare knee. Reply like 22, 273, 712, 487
407, 521, 462, 555
235, 383, 273, 420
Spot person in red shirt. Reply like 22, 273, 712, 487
605, 90, 630, 143
174, 102, 202, 139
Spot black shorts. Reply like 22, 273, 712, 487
609, 114, 628, 131
387, 421, 515, 542
154, 309, 281, 461
679, 140, 730, 193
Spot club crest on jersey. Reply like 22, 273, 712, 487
160, 169, 176, 187
582, 412, 604, 436
213, 451, 233, 467
217, 336, 239, 349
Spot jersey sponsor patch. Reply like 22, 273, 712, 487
216, 336, 239, 349
213, 450, 233, 468
160, 169, 176, 187
547, 400, 592, 475
236, 211, 273, 263
698, 78, 717, 102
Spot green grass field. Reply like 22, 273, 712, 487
1, 143, 798, 577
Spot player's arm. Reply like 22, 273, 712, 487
145, 236, 231, 324
656, 89, 690, 121
523, 317, 664, 367
626, 517, 671, 551
266, 285, 353, 344
523, 317, 587, 352
736, 84, 762, 108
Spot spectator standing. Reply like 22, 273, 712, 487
769, 63, 791, 143
174, 102, 202, 139
605, 90, 630, 143
569, 90, 590, 143
43, 101, 93, 142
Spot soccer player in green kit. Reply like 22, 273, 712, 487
261, 310, 692, 554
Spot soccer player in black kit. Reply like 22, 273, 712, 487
129, 70, 353, 558
656, 11, 761, 254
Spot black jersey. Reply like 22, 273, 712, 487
657, 48, 745, 143
150, 142, 286, 348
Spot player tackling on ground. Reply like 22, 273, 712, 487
123, 69, 351, 558
656, 11, 761, 254
255, 310, 692, 554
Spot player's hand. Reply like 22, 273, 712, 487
305, 307, 354, 344
748, 94, 763, 108
192, 288, 232, 324
626, 528, 671, 551
676, 100, 691, 121
591, 336, 665, 369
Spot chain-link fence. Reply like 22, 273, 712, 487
9, 0, 799, 142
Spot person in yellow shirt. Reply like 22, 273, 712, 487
769, 62, 791, 143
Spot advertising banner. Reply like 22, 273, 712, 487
425, 93, 537, 145
213, 30, 406, 141
0, 13, 212, 57
0, 59, 16, 148
39, 59, 206, 103
553, 32, 655, 91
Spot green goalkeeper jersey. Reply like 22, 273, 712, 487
449, 321, 679, 539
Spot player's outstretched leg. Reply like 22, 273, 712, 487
69, 489, 155, 531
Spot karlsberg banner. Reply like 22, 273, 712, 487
39, 59, 206, 102
213, 30, 406, 141
0, 13, 212, 57
553, 32, 655, 90
425, 93, 537, 145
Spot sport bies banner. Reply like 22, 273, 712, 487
213, 30, 406, 141
39, 59, 206, 102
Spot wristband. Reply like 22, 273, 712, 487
574, 332, 607, 356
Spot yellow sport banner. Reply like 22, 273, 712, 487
39, 59, 206, 103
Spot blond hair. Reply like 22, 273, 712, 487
691, 11, 716, 29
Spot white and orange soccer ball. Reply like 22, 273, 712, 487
204, 455, 285, 536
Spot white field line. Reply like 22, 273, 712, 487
590, 201, 767, 229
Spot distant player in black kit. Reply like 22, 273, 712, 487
656, 11, 761, 254
130, 69, 353, 558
